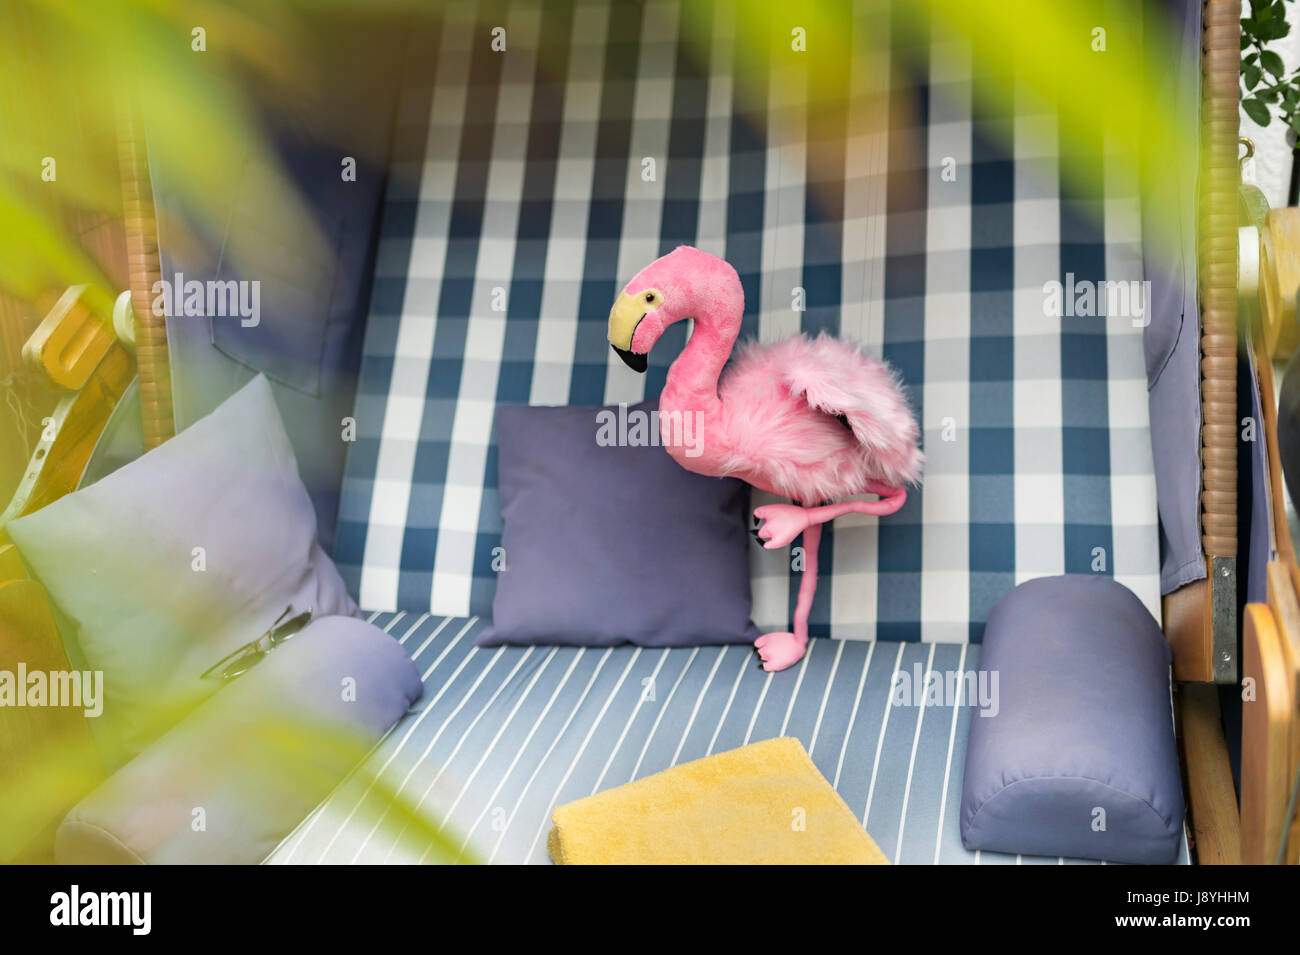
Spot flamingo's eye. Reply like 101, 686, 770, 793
645, 292, 655, 303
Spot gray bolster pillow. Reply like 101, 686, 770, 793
960, 575, 1184, 864
56, 616, 421, 864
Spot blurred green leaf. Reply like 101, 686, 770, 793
1245, 97, 1273, 126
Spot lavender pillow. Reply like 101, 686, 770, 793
7, 375, 358, 766
479, 400, 759, 648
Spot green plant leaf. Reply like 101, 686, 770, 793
1245, 97, 1274, 126
1245, 63, 1263, 88
1263, 49, 1286, 77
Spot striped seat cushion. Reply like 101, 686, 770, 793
334, 0, 1161, 640
267, 612, 1190, 864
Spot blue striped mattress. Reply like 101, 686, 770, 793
267, 611, 1190, 865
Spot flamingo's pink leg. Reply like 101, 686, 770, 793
804, 481, 907, 522
752, 484, 906, 672
755, 523, 821, 672
753, 483, 906, 550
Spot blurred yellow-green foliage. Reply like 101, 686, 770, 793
1, 679, 474, 863
0, 0, 406, 318
0, 0, 1193, 321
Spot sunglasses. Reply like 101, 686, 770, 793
201, 605, 313, 682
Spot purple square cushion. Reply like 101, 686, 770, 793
478, 400, 760, 648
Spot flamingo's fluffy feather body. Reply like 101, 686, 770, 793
713, 333, 923, 505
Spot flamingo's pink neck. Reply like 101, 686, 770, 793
661, 305, 739, 415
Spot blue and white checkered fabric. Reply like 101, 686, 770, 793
335, 0, 1161, 641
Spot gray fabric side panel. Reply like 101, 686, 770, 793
145, 21, 409, 553
1144, 0, 1205, 594
1149, 327, 1206, 593
77, 378, 143, 489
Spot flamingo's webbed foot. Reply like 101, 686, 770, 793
754, 631, 808, 672
753, 503, 811, 550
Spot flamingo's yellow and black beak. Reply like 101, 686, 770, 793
612, 345, 646, 373
608, 290, 652, 373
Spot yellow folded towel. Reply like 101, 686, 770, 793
546, 737, 888, 864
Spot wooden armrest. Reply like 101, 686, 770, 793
2, 280, 134, 531
0, 344, 131, 530
21, 285, 117, 393
1240, 568, 1300, 863
1258, 208, 1300, 361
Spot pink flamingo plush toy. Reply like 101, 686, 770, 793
608, 246, 923, 671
